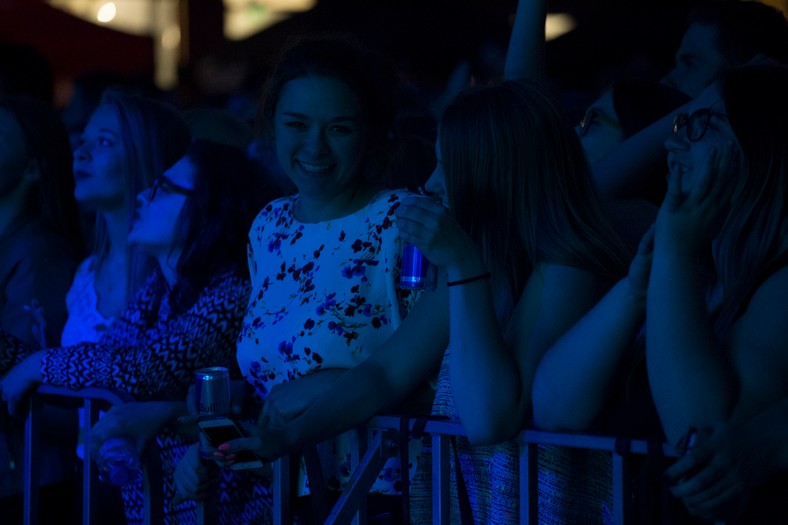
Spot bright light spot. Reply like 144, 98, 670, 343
161, 25, 181, 50
96, 2, 117, 23
545, 13, 576, 42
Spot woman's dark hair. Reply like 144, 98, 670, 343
712, 63, 788, 334
172, 139, 276, 304
0, 96, 85, 257
257, 33, 399, 185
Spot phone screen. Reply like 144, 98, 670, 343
200, 422, 244, 446
198, 418, 264, 470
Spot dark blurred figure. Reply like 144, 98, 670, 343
59, 70, 128, 152
0, 42, 54, 104
0, 95, 84, 524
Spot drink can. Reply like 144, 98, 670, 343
400, 244, 437, 291
194, 366, 231, 417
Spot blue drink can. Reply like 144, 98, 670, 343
194, 366, 231, 417
400, 244, 437, 291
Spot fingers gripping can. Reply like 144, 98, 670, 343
400, 244, 437, 291
194, 366, 231, 417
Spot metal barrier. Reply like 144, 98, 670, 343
270, 415, 684, 525
24, 391, 685, 525
23, 385, 164, 525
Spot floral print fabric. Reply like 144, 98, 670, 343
237, 190, 417, 397
236, 189, 421, 495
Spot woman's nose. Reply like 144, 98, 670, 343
137, 188, 152, 206
424, 166, 444, 199
74, 142, 89, 161
304, 128, 328, 154
664, 130, 689, 153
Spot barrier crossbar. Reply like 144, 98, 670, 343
24, 390, 683, 525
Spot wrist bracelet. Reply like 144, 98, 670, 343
446, 272, 492, 287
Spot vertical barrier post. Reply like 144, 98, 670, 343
431, 433, 450, 525
23, 394, 42, 525
272, 455, 291, 525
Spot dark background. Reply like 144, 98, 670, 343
2, 0, 698, 108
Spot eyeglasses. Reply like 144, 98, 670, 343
150, 175, 194, 200
578, 108, 622, 137
672, 108, 727, 142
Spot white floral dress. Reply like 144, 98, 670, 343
236, 189, 422, 496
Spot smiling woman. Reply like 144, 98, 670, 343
171, 33, 429, 524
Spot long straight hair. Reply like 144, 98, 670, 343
90, 88, 190, 303
440, 80, 630, 320
712, 64, 788, 334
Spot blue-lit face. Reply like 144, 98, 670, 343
273, 76, 367, 204
72, 104, 129, 211
576, 91, 625, 164
662, 23, 729, 98
0, 108, 30, 199
665, 97, 736, 194
129, 155, 193, 257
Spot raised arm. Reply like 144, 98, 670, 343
592, 81, 719, 199
503, 0, 546, 82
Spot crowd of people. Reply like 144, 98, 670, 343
2, 1, 788, 524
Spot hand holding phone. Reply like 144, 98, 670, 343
198, 416, 264, 470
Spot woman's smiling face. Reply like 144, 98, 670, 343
665, 98, 738, 194
273, 75, 368, 201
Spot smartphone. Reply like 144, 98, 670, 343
198, 416, 264, 470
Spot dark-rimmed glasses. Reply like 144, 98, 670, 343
578, 108, 622, 136
672, 108, 727, 142
150, 175, 194, 200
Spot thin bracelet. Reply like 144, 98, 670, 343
446, 272, 492, 287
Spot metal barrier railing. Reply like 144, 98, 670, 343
24, 389, 683, 525
23, 385, 164, 525
273, 415, 683, 525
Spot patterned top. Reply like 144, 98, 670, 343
1, 267, 250, 399
236, 189, 421, 495
0, 266, 252, 525
61, 256, 115, 346
237, 189, 418, 397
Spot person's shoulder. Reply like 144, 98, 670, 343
257, 194, 296, 217
740, 263, 788, 319
367, 188, 410, 213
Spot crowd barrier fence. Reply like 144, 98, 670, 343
24, 387, 689, 525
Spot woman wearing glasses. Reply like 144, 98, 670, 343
0, 138, 268, 525
61, 88, 190, 347
533, 63, 788, 523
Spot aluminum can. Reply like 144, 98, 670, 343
194, 366, 231, 417
400, 244, 437, 291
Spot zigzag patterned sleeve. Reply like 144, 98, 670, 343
0, 329, 36, 375
40, 271, 251, 401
